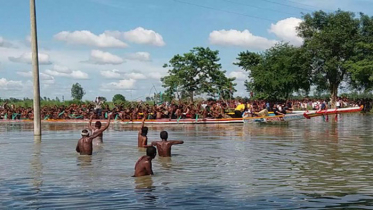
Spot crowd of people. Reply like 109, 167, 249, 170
0, 97, 365, 120
76, 115, 184, 177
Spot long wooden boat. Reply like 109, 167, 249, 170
0, 106, 363, 125
303, 106, 363, 119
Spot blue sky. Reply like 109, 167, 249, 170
1, 0, 372, 101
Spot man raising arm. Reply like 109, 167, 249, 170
138, 117, 149, 148
88, 114, 106, 145
76, 114, 112, 155
151, 131, 184, 157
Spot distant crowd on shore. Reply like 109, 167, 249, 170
0, 97, 368, 120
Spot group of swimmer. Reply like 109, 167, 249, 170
75, 114, 184, 177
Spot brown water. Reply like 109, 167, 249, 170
1, 114, 373, 209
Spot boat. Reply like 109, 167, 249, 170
303, 106, 363, 119
0, 106, 363, 124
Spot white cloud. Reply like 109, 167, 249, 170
269, 17, 304, 46
8, 52, 52, 65
54, 30, 128, 48
0, 78, 23, 90
43, 65, 88, 79
45, 69, 88, 79
100, 69, 121, 79
0, 37, 14, 48
101, 78, 136, 90
52, 64, 72, 73
125, 72, 146, 80
107, 27, 165, 46
125, 52, 151, 61
26, 35, 31, 44
84, 50, 124, 65
209, 29, 277, 50
228, 70, 248, 81
100, 69, 148, 80
148, 72, 162, 79
16, 71, 55, 84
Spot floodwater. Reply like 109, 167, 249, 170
1, 114, 373, 209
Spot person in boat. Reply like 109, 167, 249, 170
286, 101, 293, 112
88, 113, 112, 145
138, 117, 150, 148
76, 114, 112, 155
320, 100, 327, 111
151, 131, 184, 157
234, 101, 245, 118
133, 146, 157, 177
256, 104, 269, 117
272, 104, 283, 115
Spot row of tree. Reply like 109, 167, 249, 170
161, 10, 373, 107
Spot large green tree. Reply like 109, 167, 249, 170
235, 43, 311, 101
161, 47, 236, 101
112, 94, 126, 103
71, 83, 85, 101
297, 10, 360, 107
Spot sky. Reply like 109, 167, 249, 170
1, 0, 373, 101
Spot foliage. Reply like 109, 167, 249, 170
345, 13, 373, 91
235, 43, 311, 101
297, 10, 360, 107
161, 47, 236, 101
112, 94, 126, 103
71, 83, 86, 101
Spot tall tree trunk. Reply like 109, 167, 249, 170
190, 91, 194, 102
330, 84, 338, 109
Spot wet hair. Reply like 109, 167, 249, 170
146, 146, 157, 158
160, 131, 168, 140
141, 127, 148, 136
95, 121, 102, 128
81, 129, 89, 136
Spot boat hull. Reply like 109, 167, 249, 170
303, 106, 363, 119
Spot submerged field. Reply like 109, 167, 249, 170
0, 114, 373, 209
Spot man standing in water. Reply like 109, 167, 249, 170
88, 114, 111, 145
151, 131, 184, 157
138, 117, 149, 148
76, 114, 112, 155
133, 146, 157, 177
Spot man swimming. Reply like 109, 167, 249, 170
138, 117, 149, 148
76, 114, 112, 155
88, 113, 112, 145
133, 146, 157, 177
151, 131, 184, 157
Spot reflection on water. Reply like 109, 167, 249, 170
1, 114, 373, 209
31, 137, 42, 194
76, 155, 92, 167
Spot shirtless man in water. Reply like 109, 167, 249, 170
88, 114, 111, 145
76, 114, 112, 155
151, 131, 184, 157
138, 117, 150, 148
133, 146, 157, 177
